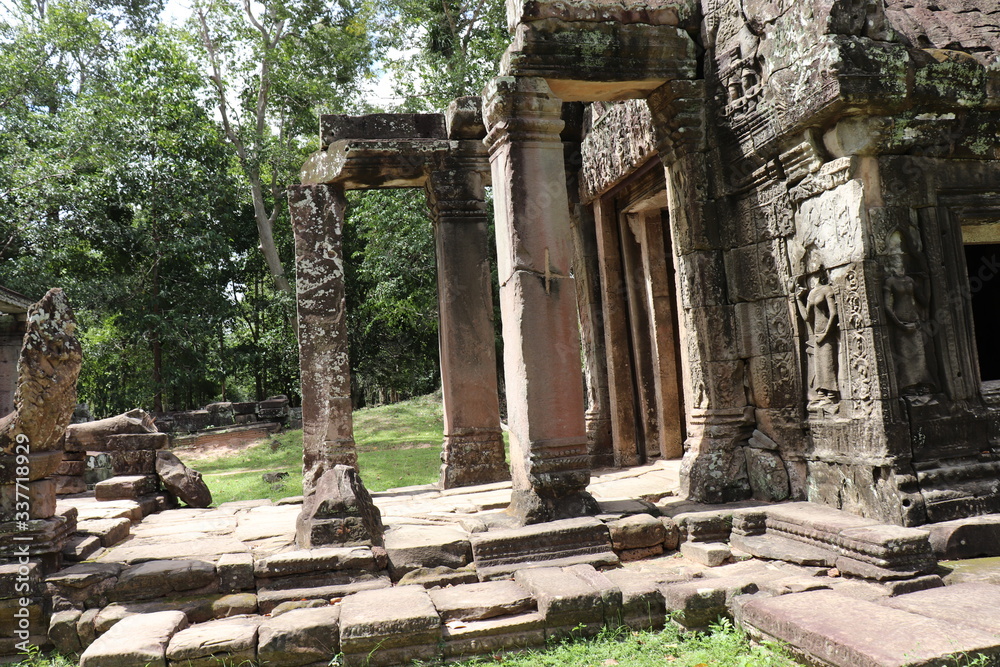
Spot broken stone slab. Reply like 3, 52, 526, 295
384, 524, 471, 579
441, 612, 546, 660
607, 513, 666, 550
882, 582, 1000, 634
514, 565, 621, 634
397, 565, 479, 588
253, 546, 377, 579
679, 541, 731, 567
79, 610, 188, 667
661, 575, 759, 629
618, 544, 665, 562
165, 615, 259, 667
257, 605, 341, 667
256, 573, 391, 614
65, 409, 158, 452
91, 595, 240, 634
730, 530, 836, 567
601, 568, 667, 629
296, 464, 384, 549
923, 514, 1000, 560
98, 536, 249, 564
470, 516, 619, 580
339, 585, 442, 667
217, 552, 254, 592
429, 580, 535, 622
77, 517, 131, 548
109, 559, 217, 602
94, 475, 158, 501
156, 451, 212, 508
741, 590, 1000, 667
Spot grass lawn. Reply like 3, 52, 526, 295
183, 392, 447, 505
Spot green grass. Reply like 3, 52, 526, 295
446, 621, 797, 667
183, 392, 446, 504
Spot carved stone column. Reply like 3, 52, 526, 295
648, 80, 754, 502
483, 76, 598, 523
426, 158, 509, 488
289, 184, 357, 499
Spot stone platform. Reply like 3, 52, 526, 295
18, 460, 1000, 666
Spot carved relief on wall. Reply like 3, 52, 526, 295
882, 229, 937, 397
795, 267, 841, 412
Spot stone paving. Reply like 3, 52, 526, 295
24, 460, 1000, 666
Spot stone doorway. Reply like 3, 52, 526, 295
594, 159, 685, 468
963, 240, 1000, 384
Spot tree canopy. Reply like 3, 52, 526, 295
0, 0, 507, 416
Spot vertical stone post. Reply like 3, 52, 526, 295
289, 184, 357, 498
426, 158, 509, 488
648, 80, 754, 502
0, 315, 24, 417
483, 76, 598, 523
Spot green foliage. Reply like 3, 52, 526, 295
376, 0, 507, 110
344, 189, 440, 406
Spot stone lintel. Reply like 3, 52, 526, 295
508, 0, 693, 33
300, 139, 489, 189
502, 21, 698, 103
321, 113, 446, 148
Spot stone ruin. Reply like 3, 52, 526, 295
292, 0, 1000, 531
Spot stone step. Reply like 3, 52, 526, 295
256, 573, 391, 614
77, 517, 131, 548
166, 614, 259, 667
384, 524, 472, 580
470, 516, 619, 580
79, 610, 188, 667
339, 585, 442, 667
62, 534, 103, 562
428, 580, 535, 622
740, 589, 1000, 667
94, 475, 159, 502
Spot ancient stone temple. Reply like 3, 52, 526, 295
293, 0, 1000, 527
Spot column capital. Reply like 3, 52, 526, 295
483, 76, 565, 153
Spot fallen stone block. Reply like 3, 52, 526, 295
608, 513, 666, 550
385, 524, 471, 579
339, 585, 442, 667
77, 607, 100, 648
923, 514, 1000, 560
94, 475, 158, 501
54, 475, 88, 495
103, 433, 170, 451
156, 451, 212, 508
166, 615, 260, 667
429, 580, 535, 622
254, 545, 377, 579
661, 517, 680, 550
46, 562, 122, 610
110, 559, 217, 602
471, 516, 619, 580
680, 541, 730, 567
77, 517, 131, 548
661, 575, 759, 629
109, 449, 157, 475
442, 612, 546, 660
79, 610, 188, 667
48, 608, 83, 654
217, 552, 254, 592
257, 605, 341, 666
618, 544, 665, 562
741, 590, 1000, 667
62, 533, 103, 562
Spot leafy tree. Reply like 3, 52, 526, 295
191, 0, 376, 294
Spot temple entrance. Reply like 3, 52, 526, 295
964, 241, 1000, 383
593, 159, 685, 466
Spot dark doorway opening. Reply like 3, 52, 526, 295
965, 243, 1000, 381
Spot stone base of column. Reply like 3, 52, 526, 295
439, 430, 509, 489
680, 408, 754, 503
509, 477, 600, 526
302, 438, 358, 498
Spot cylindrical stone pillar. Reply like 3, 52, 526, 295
482, 76, 597, 523
289, 184, 358, 498
426, 161, 509, 488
